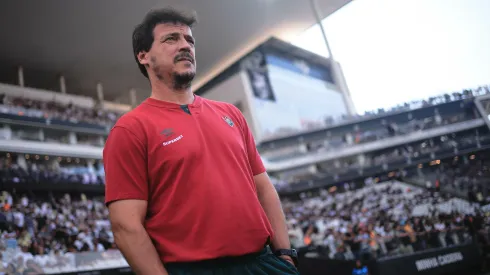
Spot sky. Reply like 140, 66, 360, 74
291, 0, 490, 114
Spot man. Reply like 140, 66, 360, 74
104, 8, 299, 275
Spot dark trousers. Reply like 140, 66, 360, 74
165, 247, 299, 275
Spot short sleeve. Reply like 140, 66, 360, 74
231, 106, 266, 176
104, 126, 148, 205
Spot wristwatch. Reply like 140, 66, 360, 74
273, 249, 299, 267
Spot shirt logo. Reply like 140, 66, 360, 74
223, 116, 234, 127
160, 128, 174, 137
163, 135, 183, 146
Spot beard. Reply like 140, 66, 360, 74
149, 54, 195, 90
172, 71, 195, 90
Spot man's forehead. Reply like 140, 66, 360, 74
154, 23, 192, 36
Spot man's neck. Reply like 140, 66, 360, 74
150, 81, 195, 105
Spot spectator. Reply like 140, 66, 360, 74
352, 260, 369, 275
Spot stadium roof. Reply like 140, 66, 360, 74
0, 0, 350, 104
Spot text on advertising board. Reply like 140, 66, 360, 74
415, 252, 464, 271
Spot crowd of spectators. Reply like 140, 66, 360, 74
0, 93, 122, 127
0, 178, 484, 263
0, 191, 114, 271
0, 154, 105, 186
0, 174, 487, 273
409, 155, 490, 206
284, 181, 485, 261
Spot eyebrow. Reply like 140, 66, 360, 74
160, 32, 178, 41
160, 32, 194, 42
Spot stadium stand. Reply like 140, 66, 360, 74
261, 85, 490, 141
0, 93, 122, 128
0, 191, 111, 253
1, 85, 490, 275
0, 153, 105, 186
271, 127, 490, 195
284, 181, 479, 259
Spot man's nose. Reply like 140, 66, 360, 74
178, 39, 192, 51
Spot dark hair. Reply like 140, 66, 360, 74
132, 8, 197, 78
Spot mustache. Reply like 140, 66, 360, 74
174, 52, 194, 63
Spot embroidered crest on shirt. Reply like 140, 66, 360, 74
222, 116, 234, 127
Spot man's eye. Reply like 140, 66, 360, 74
165, 37, 176, 42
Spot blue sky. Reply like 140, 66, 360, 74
291, 0, 490, 114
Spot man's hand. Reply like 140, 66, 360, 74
279, 255, 295, 267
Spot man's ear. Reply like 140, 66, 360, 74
137, 51, 149, 66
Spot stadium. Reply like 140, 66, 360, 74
1, 0, 490, 275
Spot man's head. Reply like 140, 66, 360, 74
133, 8, 197, 89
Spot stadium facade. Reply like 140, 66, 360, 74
195, 37, 357, 142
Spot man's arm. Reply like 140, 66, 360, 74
231, 105, 294, 264
254, 172, 292, 252
104, 126, 167, 275
108, 200, 168, 275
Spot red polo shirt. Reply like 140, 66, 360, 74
104, 95, 273, 263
